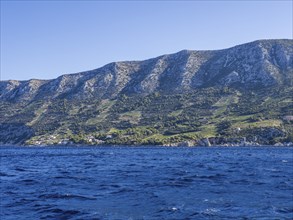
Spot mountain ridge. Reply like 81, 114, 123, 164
1, 39, 292, 102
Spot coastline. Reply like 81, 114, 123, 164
1, 142, 292, 148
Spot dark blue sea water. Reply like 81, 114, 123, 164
0, 146, 292, 220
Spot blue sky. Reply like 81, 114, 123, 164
1, 1, 292, 81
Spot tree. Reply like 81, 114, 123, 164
217, 120, 232, 136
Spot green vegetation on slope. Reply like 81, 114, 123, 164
0, 86, 292, 145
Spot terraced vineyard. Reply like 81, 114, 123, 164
0, 85, 292, 146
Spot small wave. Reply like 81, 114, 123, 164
127, 163, 137, 167
275, 207, 293, 214
42, 208, 80, 215
165, 181, 190, 188
195, 163, 205, 168
83, 162, 95, 166
254, 181, 266, 185
4, 191, 17, 195
7, 198, 37, 207
230, 179, 251, 185
0, 172, 15, 177
202, 208, 220, 216
99, 183, 121, 188
109, 184, 121, 188
275, 181, 292, 190
38, 193, 96, 200
14, 167, 26, 172
156, 206, 181, 214
207, 166, 217, 171
110, 188, 135, 194
18, 179, 40, 185
180, 177, 194, 183
196, 174, 226, 180
171, 207, 179, 211
189, 211, 200, 217
59, 170, 70, 175
39, 208, 82, 219
54, 175, 76, 180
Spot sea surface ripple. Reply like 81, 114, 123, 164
1, 146, 293, 219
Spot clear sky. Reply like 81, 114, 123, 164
1, 1, 292, 81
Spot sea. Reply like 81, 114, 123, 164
0, 146, 292, 220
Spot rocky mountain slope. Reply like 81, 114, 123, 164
0, 39, 292, 146
1, 39, 292, 102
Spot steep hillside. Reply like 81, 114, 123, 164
0, 39, 292, 146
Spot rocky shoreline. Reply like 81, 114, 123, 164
1, 141, 293, 148
163, 138, 293, 147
